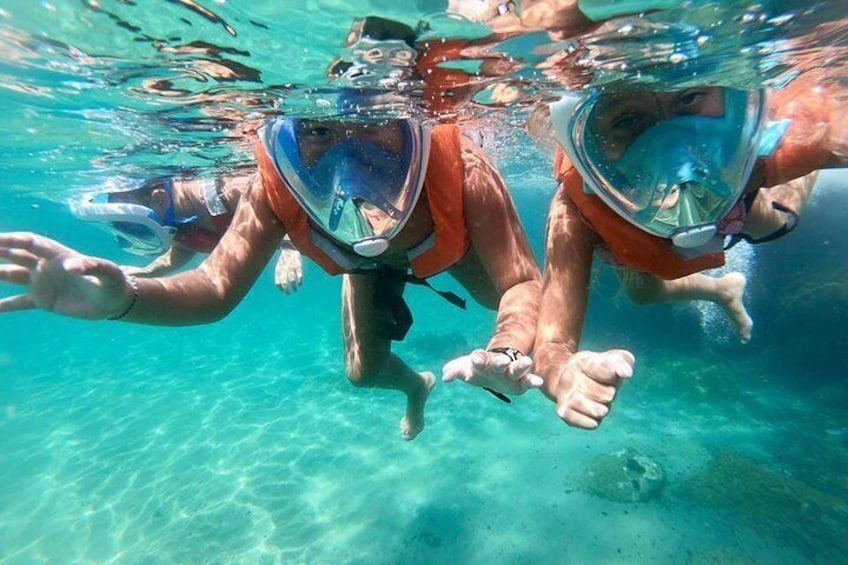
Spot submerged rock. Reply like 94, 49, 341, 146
675, 451, 848, 562
575, 448, 666, 503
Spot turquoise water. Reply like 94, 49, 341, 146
2, 2, 848, 563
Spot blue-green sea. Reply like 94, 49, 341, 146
1, 1, 847, 563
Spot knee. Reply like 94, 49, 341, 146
344, 353, 388, 388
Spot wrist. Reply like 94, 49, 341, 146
532, 346, 572, 401
108, 274, 139, 321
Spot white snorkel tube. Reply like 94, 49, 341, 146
70, 192, 177, 256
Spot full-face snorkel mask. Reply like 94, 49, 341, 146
550, 87, 769, 250
260, 115, 430, 258
69, 179, 196, 256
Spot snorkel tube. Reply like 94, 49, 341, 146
69, 192, 178, 255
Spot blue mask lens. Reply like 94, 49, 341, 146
309, 140, 407, 231
615, 114, 739, 210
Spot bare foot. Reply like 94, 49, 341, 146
401, 372, 436, 441
718, 272, 753, 343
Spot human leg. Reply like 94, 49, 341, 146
341, 273, 436, 440
622, 269, 753, 343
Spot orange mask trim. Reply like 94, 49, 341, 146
553, 76, 842, 279
257, 124, 470, 278
554, 148, 725, 280
764, 73, 844, 186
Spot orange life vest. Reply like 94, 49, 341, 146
555, 78, 839, 280
763, 72, 844, 187
256, 124, 470, 278
555, 149, 725, 279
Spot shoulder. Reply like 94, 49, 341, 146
458, 135, 504, 193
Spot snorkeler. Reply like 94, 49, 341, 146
526, 94, 821, 345
532, 72, 847, 430
0, 109, 542, 440
70, 173, 305, 294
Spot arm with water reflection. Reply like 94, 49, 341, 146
532, 72, 845, 428
442, 138, 544, 397
0, 174, 285, 324
532, 183, 635, 429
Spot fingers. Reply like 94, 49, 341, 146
608, 349, 636, 372
573, 349, 634, 385
275, 269, 292, 294
505, 355, 532, 380
274, 256, 304, 295
0, 264, 31, 286
442, 350, 542, 398
441, 354, 473, 383
555, 350, 634, 430
505, 357, 542, 392
0, 247, 41, 269
276, 279, 291, 294
518, 372, 544, 391
442, 349, 500, 384
0, 293, 35, 313
556, 385, 614, 430
288, 267, 303, 292
0, 232, 71, 260
557, 403, 602, 430
469, 348, 491, 370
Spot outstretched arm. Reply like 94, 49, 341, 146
125, 173, 284, 324
466, 139, 541, 353
533, 184, 634, 429
442, 137, 542, 395
533, 184, 595, 390
0, 173, 285, 325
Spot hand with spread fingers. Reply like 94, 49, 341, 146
274, 239, 304, 294
442, 348, 544, 397
0, 232, 132, 320
554, 349, 635, 430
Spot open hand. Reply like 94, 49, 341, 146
0, 232, 132, 319
274, 242, 304, 294
554, 349, 635, 429
442, 348, 543, 396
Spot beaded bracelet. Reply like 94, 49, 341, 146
108, 274, 139, 321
